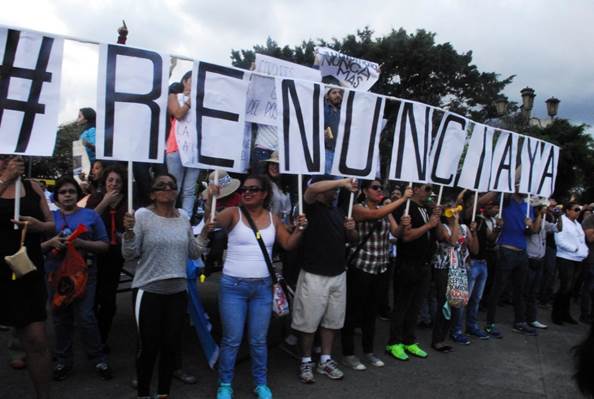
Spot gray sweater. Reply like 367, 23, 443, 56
122, 208, 208, 290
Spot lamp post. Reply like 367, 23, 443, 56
546, 97, 560, 120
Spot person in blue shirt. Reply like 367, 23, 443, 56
41, 176, 111, 382
78, 107, 96, 164
479, 190, 540, 338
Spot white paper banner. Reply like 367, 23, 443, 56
244, 54, 321, 126
72, 139, 90, 178
191, 61, 248, 173
489, 130, 518, 193
276, 78, 324, 175
0, 28, 63, 156
428, 112, 468, 187
388, 101, 433, 183
316, 47, 380, 91
518, 135, 541, 195
174, 93, 199, 166
96, 43, 169, 163
457, 123, 494, 191
331, 90, 385, 179
534, 142, 559, 198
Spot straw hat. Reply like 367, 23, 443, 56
200, 170, 240, 200
263, 151, 279, 164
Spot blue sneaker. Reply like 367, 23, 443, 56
485, 323, 503, 339
217, 383, 233, 399
451, 332, 471, 345
467, 326, 490, 340
254, 385, 272, 399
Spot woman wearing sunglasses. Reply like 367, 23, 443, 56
122, 173, 212, 399
41, 176, 111, 381
341, 179, 412, 370
552, 202, 588, 325
206, 175, 307, 399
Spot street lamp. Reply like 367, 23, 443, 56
494, 97, 509, 116
520, 87, 536, 111
546, 97, 560, 119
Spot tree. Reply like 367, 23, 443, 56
30, 122, 82, 179
527, 120, 594, 202
231, 27, 514, 119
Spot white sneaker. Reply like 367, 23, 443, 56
343, 355, 366, 370
364, 353, 385, 367
529, 321, 548, 329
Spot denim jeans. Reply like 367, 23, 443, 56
50, 266, 106, 366
251, 147, 273, 175
325, 149, 335, 174
453, 259, 488, 334
166, 151, 200, 217
218, 274, 272, 386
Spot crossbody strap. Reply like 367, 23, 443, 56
347, 219, 380, 266
239, 206, 278, 284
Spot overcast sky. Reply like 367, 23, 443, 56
1, 0, 592, 131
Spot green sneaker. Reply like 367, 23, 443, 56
404, 343, 428, 358
385, 343, 409, 361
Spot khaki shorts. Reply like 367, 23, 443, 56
291, 270, 346, 333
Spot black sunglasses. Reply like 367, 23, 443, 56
369, 185, 383, 191
151, 182, 177, 192
570, 207, 581, 212
423, 185, 433, 193
238, 186, 264, 194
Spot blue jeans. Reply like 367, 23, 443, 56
50, 266, 106, 366
325, 149, 335, 174
454, 259, 488, 334
166, 151, 200, 217
218, 275, 272, 386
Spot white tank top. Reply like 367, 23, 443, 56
223, 208, 276, 278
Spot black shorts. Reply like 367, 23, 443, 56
0, 269, 47, 328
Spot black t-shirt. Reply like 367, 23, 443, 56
393, 200, 436, 263
302, 201, 347, 276
471, 217, 489, 260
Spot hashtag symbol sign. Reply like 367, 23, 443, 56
0, 29, 54, 153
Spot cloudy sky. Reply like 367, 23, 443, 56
1, 0, 592, 130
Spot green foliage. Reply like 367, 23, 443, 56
30, 122, 82, 179
527, 120, 594, 202
231, 27, 514, 118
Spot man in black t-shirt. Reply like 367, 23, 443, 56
387, 183, 440, 361
291, 176, 357, 383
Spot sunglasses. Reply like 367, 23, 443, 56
57, 189, 77, 195
423, 186, 433, 193
369, 185, 383, 191
151, 182, 177, 191
570, 207, 581, 212
238, 186, 263, 194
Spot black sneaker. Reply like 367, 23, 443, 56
53, 363, 72, 381
95, 362, 113, 380
512, 322, 538, 336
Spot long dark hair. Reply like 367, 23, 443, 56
79, 107, 96, 129
242, 175, 272, 210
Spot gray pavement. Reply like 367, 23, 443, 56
0, 276, 588, 399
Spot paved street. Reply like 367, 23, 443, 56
0, 275, 588, 399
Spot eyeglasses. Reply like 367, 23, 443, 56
238, 186, 263, 194
151, 182, 177, 191
369, 185, 383, 191
58, 189, 77, 195
570, 207, 581, 212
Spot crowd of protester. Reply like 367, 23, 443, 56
1, 82, 593, 399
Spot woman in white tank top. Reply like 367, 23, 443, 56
206, 175, 308, 399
